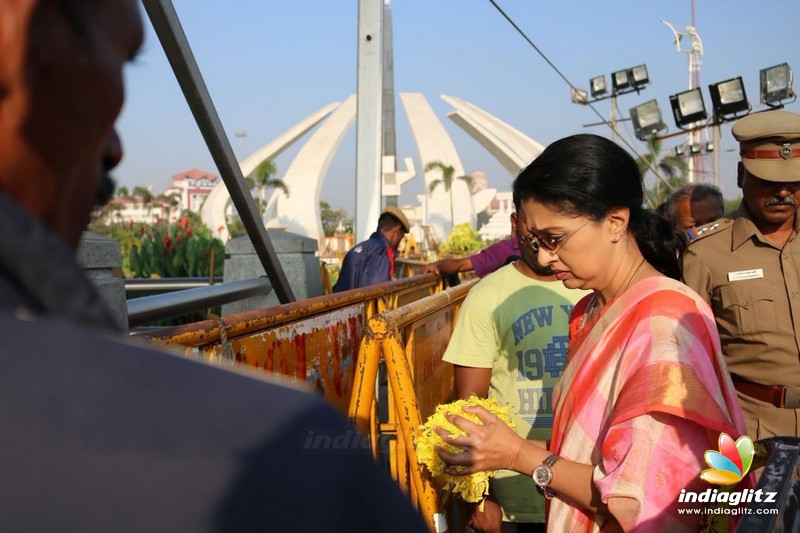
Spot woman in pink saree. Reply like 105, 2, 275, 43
438, 134, 747, 531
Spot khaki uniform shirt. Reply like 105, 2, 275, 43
683, 203, 800, 438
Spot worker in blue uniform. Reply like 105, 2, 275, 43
333, 206, 410, 292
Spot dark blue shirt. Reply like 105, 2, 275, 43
0, 193, 426, 532
333, 231, 394, 292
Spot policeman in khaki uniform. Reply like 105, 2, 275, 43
684, 109, 800, 439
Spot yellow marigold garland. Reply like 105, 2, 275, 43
414, 395, 515, 505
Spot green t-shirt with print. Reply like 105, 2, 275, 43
443, 263, 587, 523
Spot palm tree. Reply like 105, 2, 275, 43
248, 159, 289, 214
165, 192, 181, 221
131, 186, 154, 220
154, 192, 182, 222
131, 186, 153, 203
424, 160, 473, 232
635, 135, 688, 207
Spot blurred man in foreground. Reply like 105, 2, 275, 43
0, 2, 424, 530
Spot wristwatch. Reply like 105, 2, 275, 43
532, 454, 559, 499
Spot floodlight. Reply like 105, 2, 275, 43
612, 69, 632, 91
631, 64, 650, 87
690, 143, 702, 154
709, 77, 750, 117
590, 75, 607, 97
669, 88, 708, 127
630, 99, 666, 140
570, 87, 589, 105
675, 144, 686, 157
760, 63, 794, 104
706, 142, 715, 152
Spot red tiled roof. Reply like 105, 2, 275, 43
170, 167, 219, 181
109, 197, 144, 206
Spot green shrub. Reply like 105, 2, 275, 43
439, 223, 483, 256
128, 213, 224, 279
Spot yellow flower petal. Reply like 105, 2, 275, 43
413, 395, 516, 503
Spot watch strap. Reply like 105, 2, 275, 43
543, 453, 559, 468
535, 484, 556, 499
534, 454, 559, 499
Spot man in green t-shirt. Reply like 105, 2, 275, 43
443, 200, 587, 532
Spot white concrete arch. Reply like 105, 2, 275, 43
203, 93, 543, 245
201, 102, 340, 241
272, 94, 357, 243
399, 92, 475, 241
441, 94, 545, 169
447, 111, 527, 176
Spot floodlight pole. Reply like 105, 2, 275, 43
655, 118, 720, 188
663, 13, 706, 183
610, 95, 618, 144
572, 86, 641, 142
712, 121, 721, 187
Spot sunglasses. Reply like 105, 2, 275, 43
520, 220, 592, 254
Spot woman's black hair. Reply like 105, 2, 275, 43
512, 134, 686, 280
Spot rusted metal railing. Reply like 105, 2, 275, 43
139, 274, 443, 414
348, 279, 479, 532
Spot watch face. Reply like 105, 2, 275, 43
533, 465, 552, 486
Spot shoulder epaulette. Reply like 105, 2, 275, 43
688, 218, 733, 243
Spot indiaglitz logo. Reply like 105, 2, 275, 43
700, 433, 754, 485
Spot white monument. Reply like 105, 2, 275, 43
202, 94, 545, 245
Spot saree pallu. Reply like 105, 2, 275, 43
548, 277, 747, 532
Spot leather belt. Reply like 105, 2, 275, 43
732, 376, 800, 409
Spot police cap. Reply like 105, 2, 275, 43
732, 109, 800, 183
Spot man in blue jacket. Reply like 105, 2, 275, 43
333, 206, 410, 292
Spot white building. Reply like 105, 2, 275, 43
96, 167, 220, 226
478, 191, 515, 242
164, 167, 219, 213
104, 196, 166, 225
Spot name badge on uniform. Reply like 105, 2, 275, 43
727, 269, 764, 282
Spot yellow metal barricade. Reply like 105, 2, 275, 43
396, 257, 430, 278
348, 279, 479, 532
141, 274, 443, 415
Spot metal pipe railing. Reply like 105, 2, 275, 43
125, 277, 224, 293
127, 277, 271, 327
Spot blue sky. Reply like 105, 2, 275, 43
116, 1, 800, 214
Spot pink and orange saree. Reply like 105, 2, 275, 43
548, 277, 746, 531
